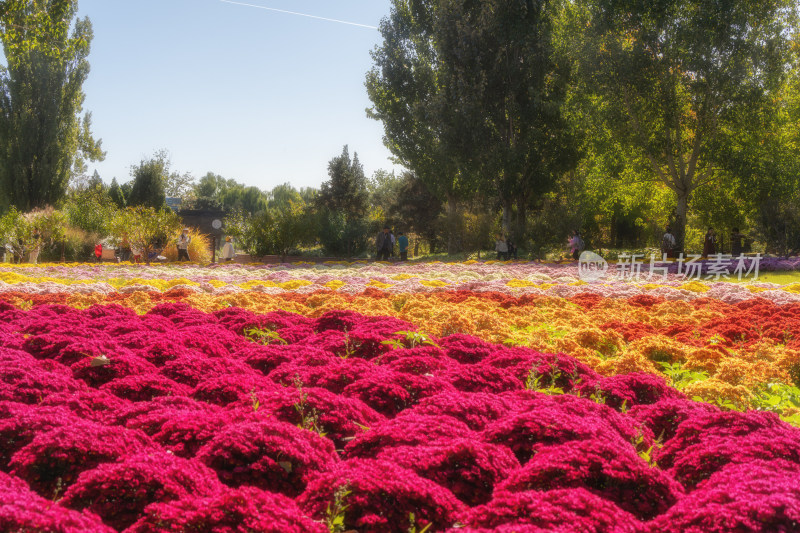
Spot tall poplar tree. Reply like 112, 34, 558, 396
0, 0, 104, 212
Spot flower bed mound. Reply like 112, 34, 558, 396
197, 418, 339, 497
496, 438, 684, 520
464, 488, 642, 533
0, 304, 799, 530
376, 438, 520, 506
298, 458, 467, 533
128, 486, 325, 533
0, 471, 114, 533
9, 422, 155, 498
647, 460, 800, 533
61, 451, 223, 531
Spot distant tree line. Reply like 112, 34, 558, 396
366, 0, 800, 256
3, 0, 800, 258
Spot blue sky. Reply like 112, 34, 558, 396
76, 0, 398, 191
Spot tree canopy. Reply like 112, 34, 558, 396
576, 0, 797, 250
0, 0, 104, 212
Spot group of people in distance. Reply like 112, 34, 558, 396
661, 226, 749, 259
97, 229, 237, 264
376, 226, 409, 261
495, 234, 519, 260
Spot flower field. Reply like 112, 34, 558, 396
2, 261, 800, 532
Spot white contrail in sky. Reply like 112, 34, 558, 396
219, 0, 378, 30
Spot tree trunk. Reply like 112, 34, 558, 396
501, 196, 513, 236
446, 193, 458, 254
514, 198, 527, 244
675, 191, 689, 254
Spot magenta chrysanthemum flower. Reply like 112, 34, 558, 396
128, 485, 325, 533
647, 460, 800, 532
406, 391, 515, 431
656, 410, 796, 472
232, 385, 385, 450
298, 458, 467, 533
628, 398, 719, 442
345, 413, 474, 458
442, 363, 523, 393
160, 349, 252, 387
483, 348, 598, 393
464, 488, 642, 532
191, 372, 281, 406
377, 438, 520, 506
342, 370, 455, 417
484, 392, 647, 463
197, 418, 339, 496
151, 409, 232, 458
0, 358, 86, 404
0, 471, 114, 533
438, 334, 498, 364
100, 373, 191, 402
0, 402, 79, 469
269, 356, 372, 394
40, 389, 134, 424
215, 307, 313, 335
496, 438, 684, 519
61, 451, 223, 531
9, 422, 155, 498
70, 352, 157, 388
576, 372, 685, 410
115, 395, 218, 429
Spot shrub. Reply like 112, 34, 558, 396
298, 458, 467, 533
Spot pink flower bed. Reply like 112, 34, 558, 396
1, 303, 799, 532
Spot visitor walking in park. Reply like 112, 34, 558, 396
703, 228, 717, 257
568, 230, 584, 260
496, 234, 509, 260
94, 243, 102, 263
506, 238, 518, 260
221, 236, 235, 262
397, 232, 409, 261
177, 228, 191, 262
376, 226, 392, 261
390, 230, 396, 258
661, 226, 676, 259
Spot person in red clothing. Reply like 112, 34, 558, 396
94, 243, 102, 263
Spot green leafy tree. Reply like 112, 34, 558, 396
316, 146, 372, 256
386, 172, 442, 251
317, 146, 369, 218
63, 181, 118, 237
366, 0, 471, 252
108, 206, 181, 265
193, 172, 267, 214
193, 172, 232, 209
435, 0, 578, 241
0, 206, 66, 262
127, 151, 169, 208
223, 208, 262, 257
0, 0, 105, 211
367, 1, 575, 249
266, 184, 315, 259
108, 177, 126, 208
368, 169, 402, 211
577, 0, 797, 251
165, 170, 196, 200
